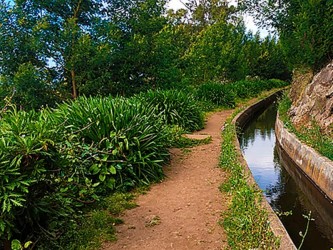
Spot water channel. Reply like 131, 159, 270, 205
238, 102, 333, 249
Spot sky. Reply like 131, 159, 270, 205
167, 0, 269, 37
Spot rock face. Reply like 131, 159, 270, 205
289, 61, 333, 135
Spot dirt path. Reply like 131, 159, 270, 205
103, 110, 233, 250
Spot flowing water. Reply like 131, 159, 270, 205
239, 103, 333, 250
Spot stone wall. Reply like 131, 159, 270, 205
289, 62, 333, 135
275, 114, 333, 201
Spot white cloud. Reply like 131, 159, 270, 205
244, 15, 272, 37
243, 15, 259, 33
167, 0, 185, 10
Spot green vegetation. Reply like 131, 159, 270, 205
136, 90, 204, 132
0, 90, 206, 248
2, 0, 316, 248
242, 0, 333, 70
278, 94, 333, 160
196, 82, 236, 108
38, 193, 137, 250
0, 0, 291, 110
0, 83, 287, 249
219, 116, 280, 249
231, 79, 288, 100
172, 136, 212, 149
195, 79, 289, 108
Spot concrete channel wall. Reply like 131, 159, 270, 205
232, 91, 296, 250
275, 115, 333, 202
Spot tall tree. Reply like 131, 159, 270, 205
0, 0, 58, 108
178, 0, 237, 29
239, 0, 333, 69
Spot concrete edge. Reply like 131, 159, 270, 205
275, 114, 333, 202
231, 91, 296, 250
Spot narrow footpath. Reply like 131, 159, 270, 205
103, 110, 233, 250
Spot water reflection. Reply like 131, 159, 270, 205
239, 103, 333, 250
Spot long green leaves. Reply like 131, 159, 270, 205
137, 89, 205, 132
0, 90, 204, 247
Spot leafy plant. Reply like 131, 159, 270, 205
136, 89, 205, 132
54, 96, 171, 190
0, 92, 189, 247
230, 79, 289, 100
195, 79, 289, 109
0, 108, 71, 248
196, 82, 236, 108
38, 192, 137, 250
297, 211, 315, 250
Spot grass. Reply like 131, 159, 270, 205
278, 94, 333, 160
173, 135, 212, 148
38, 192, 137, 250
219, 114, 280, 249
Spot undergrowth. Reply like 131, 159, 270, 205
38, 192, 137, 250
195, 79, 289, 108
278, 94, 333, 160
219, 117, 280, 249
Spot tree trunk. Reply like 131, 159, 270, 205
71, 69, 77, 99
4, 238, 10, 250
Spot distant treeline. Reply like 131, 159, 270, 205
0, 0, 292, 110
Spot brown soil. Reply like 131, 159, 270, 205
102, 110, 233, 250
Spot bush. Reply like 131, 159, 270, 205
230, 79, 289, 99
195, 82, 236, 108
195, 80, 289, 109
136, 89, 204, 132
0, 94, 178, 247
54, 96, 170, 191
0, 108, 72, 247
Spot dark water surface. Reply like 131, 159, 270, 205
239, 103, 333, 250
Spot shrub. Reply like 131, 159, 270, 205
54, 96, 170, 191
230, 79, 289, 99
0, 108, 72, 247
195, 82, 236, 108
267, 79, 290, 88
0, 94, 175, 247
136, 89, 204, 132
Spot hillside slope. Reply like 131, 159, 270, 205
289, 61, 333, 136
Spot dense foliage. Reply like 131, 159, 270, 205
195, 79, 289, 107
136, 90, 204, 132
241, 0, 333, 70
0, 0, 291, 110
0, 80, 288, 248
0, 0, 297, 248
0, 90, 205, 248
